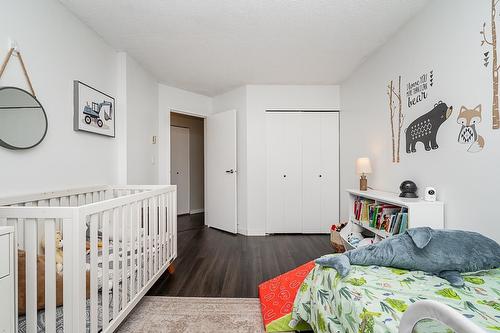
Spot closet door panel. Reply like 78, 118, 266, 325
320, 113, 340, 232
282, 113, 302, 233
266, 113, 285, 233
301, 114, 322, 233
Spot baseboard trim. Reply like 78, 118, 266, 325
238, 229, 267, 236
189, 208, 204, 214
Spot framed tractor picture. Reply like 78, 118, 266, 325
73, 80, 115, 137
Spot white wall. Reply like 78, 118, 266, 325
340, 0, 500, 241
212, 87, 248, 233
125, 55, 159, 184
158, 84, 212, 185
171, 113, 205, 212
0, 0, 120, 196
245, 85, 341, 235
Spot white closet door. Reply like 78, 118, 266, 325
266, 113, 286, 233
301, 114, 322, 233
320, 113, 340, 232
266, 112, 302, 233
282, 113, 302, 233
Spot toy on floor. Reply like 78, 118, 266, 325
315, 227, 500, 287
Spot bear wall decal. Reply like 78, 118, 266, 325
405, 101, 453, 153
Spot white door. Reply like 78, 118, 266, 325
206, 110, 238, 233
301, 113, 322, 233
266, 112, 302, 233
319, 113, 340, 232
171, 126, 190, 215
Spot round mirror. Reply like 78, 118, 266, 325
0, 86, 48, 150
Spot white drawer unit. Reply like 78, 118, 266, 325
0, 226, 16, 333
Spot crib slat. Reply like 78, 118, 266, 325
136, 202, 142, 290
148, 198, 153, 279
25, 218, 37, 333
86, 193, 92, 205
173, 192, 177, 258
121, 205, 128, 308
169, 193, 173, 260
44, 219, 57, 333
142, 199, 148, 286
93, 191, 99, 203
102, 210, 110, 329
130, 203, 136, 298
90, 214, 98, 333
165, 196, 170, 261
152, 197, 158, 272
159, 195, 165, 266
112, 207, 120, 316
77, 194, 85, 206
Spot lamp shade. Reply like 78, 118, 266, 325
356, 157, 372, 175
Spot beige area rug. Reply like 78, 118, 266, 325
117, 296, 268, 333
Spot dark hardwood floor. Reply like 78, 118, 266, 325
148, 213, 333, 298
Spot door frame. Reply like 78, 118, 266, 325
170, 125, 191, 215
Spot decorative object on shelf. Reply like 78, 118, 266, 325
399, 180, 418, 198
457, 105, 485, 153
356, 157, 372, 191
406, 70, 434, 108
405, 101, 452, 153
424, 187, 437, 202
387, 75, 404, 163
74, 80, 115, 137
480, 0, 499, 130
0, 47, 48, 150
315, 227, 500, 287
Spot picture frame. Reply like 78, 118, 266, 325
73, 80, 115, 137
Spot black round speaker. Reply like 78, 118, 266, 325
399, 180, 418, 198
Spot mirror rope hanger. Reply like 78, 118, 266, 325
0, 47, 36, 97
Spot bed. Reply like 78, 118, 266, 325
291, 264, 500, 333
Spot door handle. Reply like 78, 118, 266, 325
225, 169, 236, 174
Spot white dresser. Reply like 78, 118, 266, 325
0, 226, 16, 333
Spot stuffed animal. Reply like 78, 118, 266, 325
316, 227, 500, 287
40, 230, 64, 274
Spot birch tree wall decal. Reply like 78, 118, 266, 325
480, 0, 500, 130
387, 76, 404, 163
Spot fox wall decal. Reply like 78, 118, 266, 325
457, 105, 485, 153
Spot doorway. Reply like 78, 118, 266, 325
170, 112, 205, 220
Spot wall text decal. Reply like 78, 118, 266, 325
406, 70, 433, 108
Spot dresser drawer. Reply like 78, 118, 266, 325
0, 234, 10, 279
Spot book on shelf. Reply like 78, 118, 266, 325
352, 197, 409, 235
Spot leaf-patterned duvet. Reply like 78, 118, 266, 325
291, 265, 500, 333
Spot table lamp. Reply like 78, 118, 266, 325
356, 157, 372, 191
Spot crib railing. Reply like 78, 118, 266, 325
0, 185, 177, 333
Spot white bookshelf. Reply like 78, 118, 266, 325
340, 189, 444, 250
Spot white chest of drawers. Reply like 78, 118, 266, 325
0, 226, 16, 333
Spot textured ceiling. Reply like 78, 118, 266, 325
60, 0, 430, 96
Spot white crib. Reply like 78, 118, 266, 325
0, 185, 177, 333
